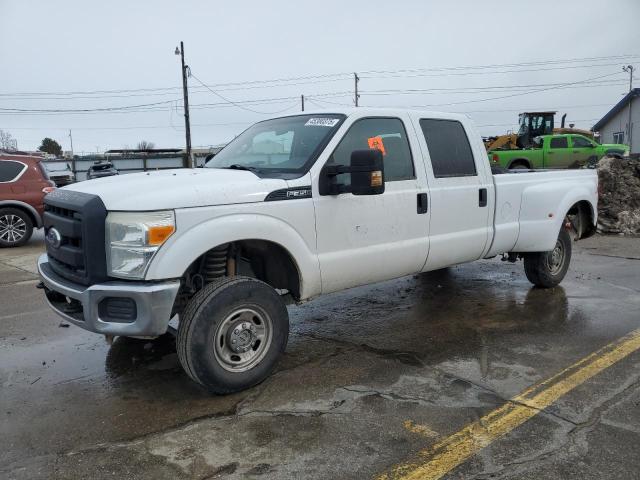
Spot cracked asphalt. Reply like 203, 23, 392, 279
1, 232, 640, 479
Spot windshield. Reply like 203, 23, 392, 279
44, 163, 70, 172
206, 114, 345, 177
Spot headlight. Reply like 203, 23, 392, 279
106, 211, 175, 279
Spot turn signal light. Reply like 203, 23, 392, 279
42, 187, 56, 194
492, 154, 499, 163
148, 225, 175, 245
370, 170, 383, 187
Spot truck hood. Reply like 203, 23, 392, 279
600, 143, 629, 152
64, 168, 288, 210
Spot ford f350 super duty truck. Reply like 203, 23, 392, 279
38, 108, 598, 393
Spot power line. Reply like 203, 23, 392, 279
359, 62, 639, 81
0, 98, 179, 113
357, 54, 640, 76
389, 71, 626, 108
0, 91, 354, 116
0, 121, 255, 131
186, 72, 308, 115
2, 53, 636, 98
360, 78, 626, 95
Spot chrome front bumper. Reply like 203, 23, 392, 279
37, 254, 180, 336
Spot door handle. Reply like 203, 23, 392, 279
479, 188, 488, 207
417, 193, 428, 214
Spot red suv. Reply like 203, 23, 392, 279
0, 154, 55, 247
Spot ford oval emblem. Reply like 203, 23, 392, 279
46, 227, 62, 249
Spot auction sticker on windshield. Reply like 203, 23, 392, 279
305, 118, 340, 127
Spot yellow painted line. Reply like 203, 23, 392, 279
403, 420, 439, 439
378, 328, 640, 480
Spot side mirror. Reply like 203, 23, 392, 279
350, 149, 384, 195
319, 149, 385, 196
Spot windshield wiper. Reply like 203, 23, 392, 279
225, 164, 262, 173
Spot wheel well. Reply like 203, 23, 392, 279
508, 158, 531, 169
173, 240, 301, 316
0, 204, 38, 228
605, 150, 624, 159
566, 200, 596, 240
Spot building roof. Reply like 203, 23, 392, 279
592, 88, 640, 131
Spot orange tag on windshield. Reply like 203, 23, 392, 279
367, 136, 386, 156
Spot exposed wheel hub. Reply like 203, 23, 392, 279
228, 321, 257, 353
213, 306, 273, 373
546, 240, 565, 275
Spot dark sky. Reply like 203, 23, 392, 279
1, 0, 638, 153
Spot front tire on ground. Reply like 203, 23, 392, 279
176, 276, 289, 394
523, 228, 572, 288
0, 207, 33, 248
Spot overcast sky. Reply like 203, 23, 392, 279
1, 0, 639, 154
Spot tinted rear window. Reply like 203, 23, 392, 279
550, 137, 568, 148
0, 160, 27, 182
419, 119, 476, 177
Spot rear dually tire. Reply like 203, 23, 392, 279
523, 228, 572, 288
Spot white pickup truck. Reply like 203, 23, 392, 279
38, 108, 598, 393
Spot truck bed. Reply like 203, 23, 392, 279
486, 169, 598, 257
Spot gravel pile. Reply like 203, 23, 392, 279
597, 155, 640, 235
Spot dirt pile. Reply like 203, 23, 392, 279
597, 155, 640, 234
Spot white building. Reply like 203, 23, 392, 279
593, 88, 639, 154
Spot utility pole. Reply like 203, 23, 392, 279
68, 129, 75, 174
175, 41, 193, 168
623, 65, 635, 149
301, 94, 305, 112
354, 72, 360, 107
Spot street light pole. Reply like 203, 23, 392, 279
176, 41, 193, 168
623, 65, 634, 149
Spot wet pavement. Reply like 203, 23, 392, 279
1, 232, 640, 479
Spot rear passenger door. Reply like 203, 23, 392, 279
413, 117, 493, 271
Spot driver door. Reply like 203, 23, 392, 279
569, 135, 596, 167
312, 116, 430, 294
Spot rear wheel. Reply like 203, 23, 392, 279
177, 276, 289, 394
523, 228, 572, 288
0, 208, 33, 248
510, 162, 529, 170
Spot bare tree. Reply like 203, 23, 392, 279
0, 129, 18, 151
137, 140, 155, 150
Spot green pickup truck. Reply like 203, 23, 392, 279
489, 134, 629, 170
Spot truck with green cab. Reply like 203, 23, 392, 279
489, 134, 628, 170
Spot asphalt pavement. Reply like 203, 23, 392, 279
1, 232, 640, 479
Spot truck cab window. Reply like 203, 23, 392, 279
327, 117, 415, 185
550, 137, 568, 149
419, 119, 476, 178
571, 136, 593, 148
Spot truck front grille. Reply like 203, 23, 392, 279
44, 190, 108, 286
